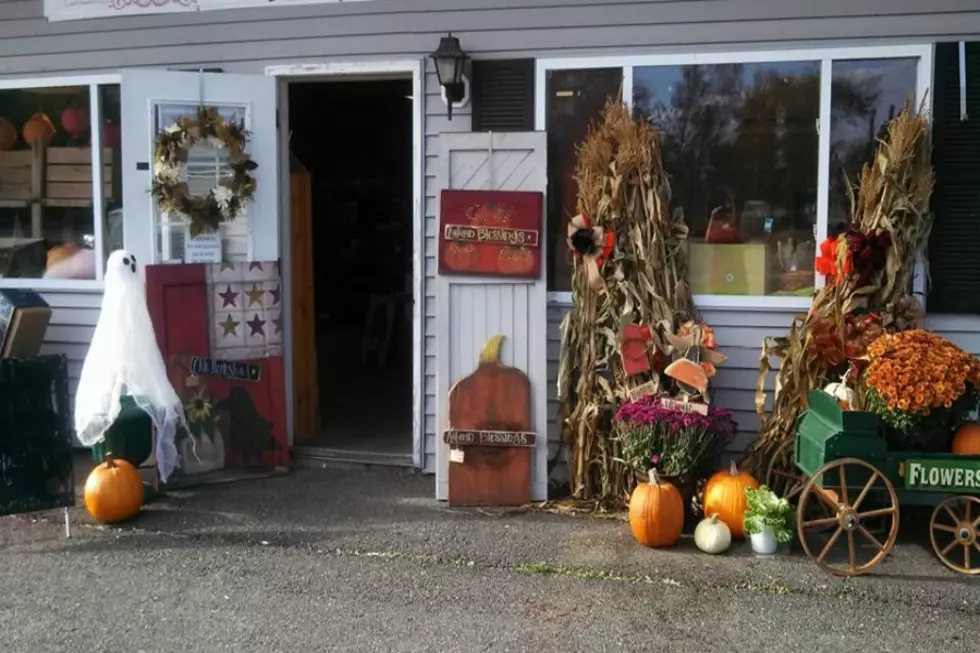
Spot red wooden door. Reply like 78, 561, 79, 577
146, 261, 289, 477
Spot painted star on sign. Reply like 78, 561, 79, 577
247, 313, 266, 336
220, 260, 237, 272
218, 285, 239, 308
268, 284, 281, 306
245, 284, 265, 307
219, 314, 240, 337
249, 262, 264, 272
272, 315, 282, 334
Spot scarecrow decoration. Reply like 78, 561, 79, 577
660, 320, 727, 404
567, 213, 615, 293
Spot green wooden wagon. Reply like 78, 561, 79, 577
765, 390, 980, 577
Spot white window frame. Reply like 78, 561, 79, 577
0, 73, 123, 292
537, 44, 934, 310
43, 0, 373, 22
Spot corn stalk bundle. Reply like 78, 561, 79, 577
558, 101, 697, 506
743, 101, 934, 477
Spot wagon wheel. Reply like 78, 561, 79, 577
765, 440, 806, 503
797, 458, 900, 577
929, 495, 980, 575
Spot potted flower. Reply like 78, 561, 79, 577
613, 395, 737, 530
862, 329, 980, 451
743, 485, 793, 555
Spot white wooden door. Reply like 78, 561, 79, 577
435, 132, 548, 502
121, 69, 279, 270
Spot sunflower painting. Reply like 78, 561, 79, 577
178, 378, 226, 475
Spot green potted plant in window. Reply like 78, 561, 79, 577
743, 485, 794, 555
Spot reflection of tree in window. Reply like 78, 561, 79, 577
634, 63, 820, 244
828, 59, 917, 236
545, 68, 622, 292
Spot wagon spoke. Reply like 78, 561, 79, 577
944, 504, 962, 524
965, 545, 972, 571
817, 527, 844, 564
858, 506, 896, 520
942, 539, 959, 556
803, 516, 839, 530
838, 465, 849, 507
856, 525, 885, 552
973, 515, 980, 529
851, 473, 878, 512
966, 500, 972, 525
847, 530, 857, 573
973, 542, 980, 556
934, 524, 957, 534
814, 485, 841, 512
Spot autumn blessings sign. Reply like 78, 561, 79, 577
438, 189, 544, 280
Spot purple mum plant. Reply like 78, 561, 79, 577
613, 395, 737, 478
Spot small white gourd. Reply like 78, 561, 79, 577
694, 513, 732, 554
823, 371, 856, 410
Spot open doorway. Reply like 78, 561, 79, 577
288, 77, 415, 461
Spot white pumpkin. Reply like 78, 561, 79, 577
694, 513, 732, 554
823, 376, 856, 410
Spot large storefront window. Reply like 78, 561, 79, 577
0, 78, 122, 286
539, 46, 930, 305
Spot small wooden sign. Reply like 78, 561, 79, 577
621, 323, 651, 377
438, 190, 544, 279
190, 356, 261, 382
628, 380, 658, 402
660, 397, 709, 416
444, 429, 535, 448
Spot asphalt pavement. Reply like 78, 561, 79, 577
1, 467, 978, 652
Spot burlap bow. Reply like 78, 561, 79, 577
567, 213, 615, 292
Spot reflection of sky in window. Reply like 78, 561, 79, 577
633, 61, 820, 143
831, 59, 917, 143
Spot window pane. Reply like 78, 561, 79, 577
828, 58, 918, 236
546, 68, 622, 292
634, 62, 820, 297
153, 103, 249, 263
0, 85, 97, 279
100, 84, 123, 264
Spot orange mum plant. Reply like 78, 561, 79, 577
863, 330, 980, 443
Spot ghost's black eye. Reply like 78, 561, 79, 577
130, 263, 136, 273
131, 254, 136, 264
122, 257, 130, 266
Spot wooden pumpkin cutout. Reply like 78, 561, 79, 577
444, 334, 535, 506
664, 358, 709, 395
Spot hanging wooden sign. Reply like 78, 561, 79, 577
445, 334, 534, 506
438, 190, 543, 279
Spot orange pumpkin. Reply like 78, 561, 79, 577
0, 117, 16, 151
497, 246, 534, 275
952, 423, 980, 455
443, 243, 480, 271
703, 461, 759, 538
628, 469, 684, 548
84, 454, 144, 524
22, 112, 55, 147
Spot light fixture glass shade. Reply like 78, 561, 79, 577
429, 33, 469, 86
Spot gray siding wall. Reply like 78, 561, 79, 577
2, 0, 980, 474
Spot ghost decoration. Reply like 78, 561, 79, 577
74, 250, 186, 483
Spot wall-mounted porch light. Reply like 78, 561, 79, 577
429, 33, 470, 120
